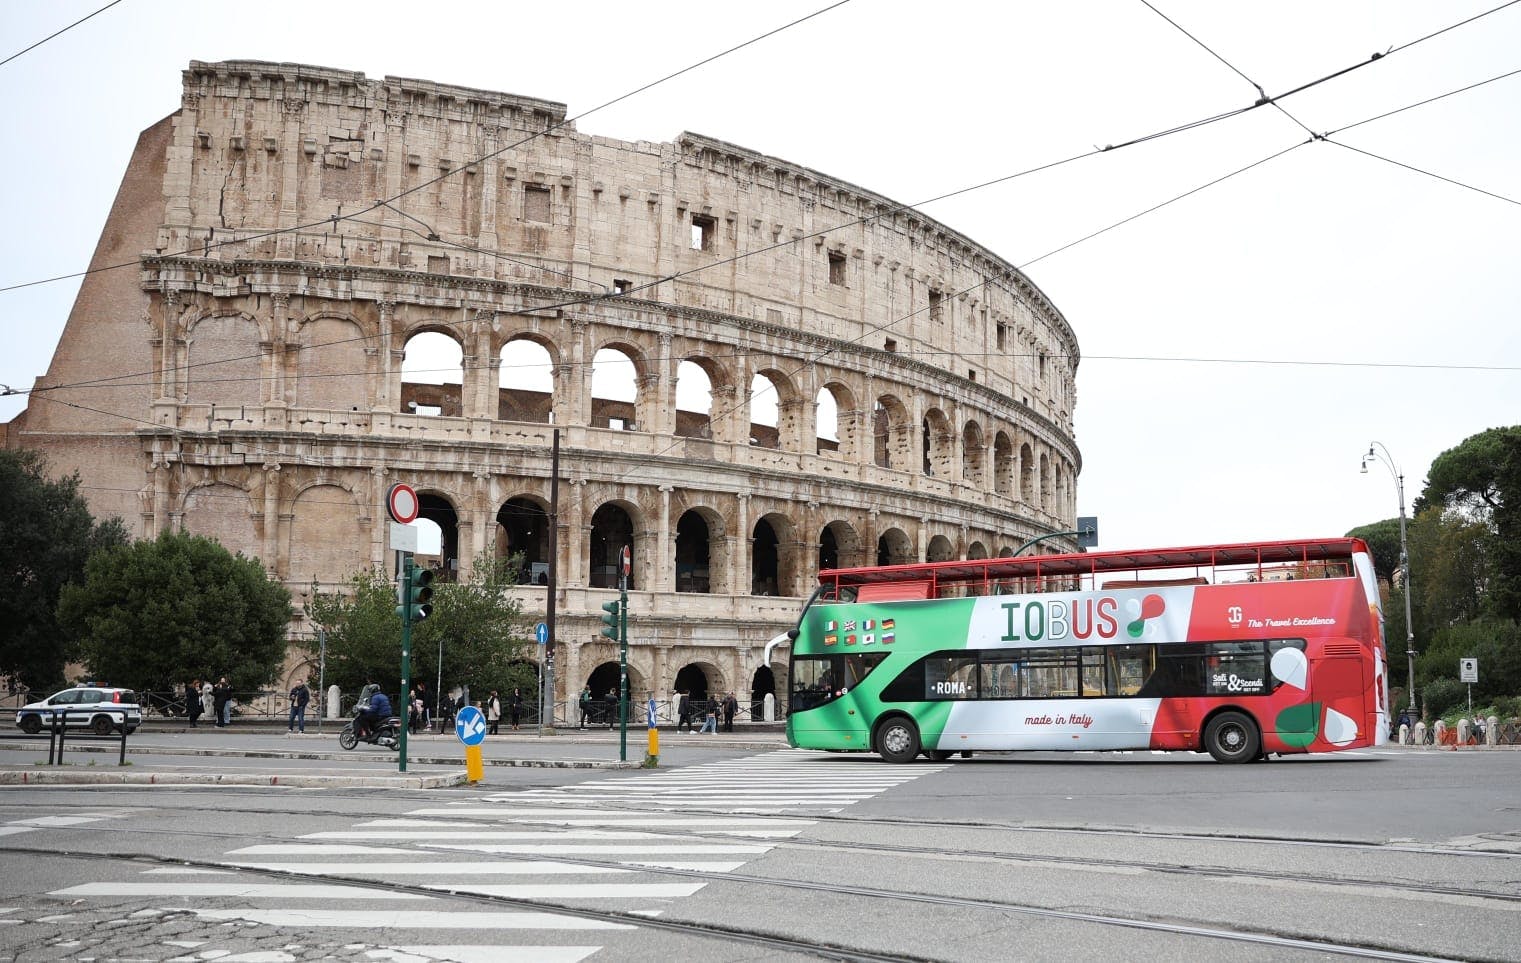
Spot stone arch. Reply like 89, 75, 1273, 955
286, 481, 364, 583
1019, 441, 1035, 504
922, 407, 953, 478
585, 660, 647, 708
751, 511, 796, 597
590, 339, 650, 432
416, 490, 462, 575
873, 394, 910, 470
751, 664, 776, 719
876, 526, 914, 566
962, 420, 986, 488
675, 505, 725, 594
400, 327, 464, 417
926, 533, 956, 562
183, 311, 262, 407
674, 660, 725, 704
295, 314, 370, 411
496, 494, 551, 583
497, 333, 558, 424
1040, 451, 1052, 512
589, 500, 639, 589
179, 482, 257, 557
968, 540, 989, 560
750, 365, 801, 451
678, 357, 717, 438
817, 519, 864, 572
994, 431, 1015, 496
816, 380, 855, 458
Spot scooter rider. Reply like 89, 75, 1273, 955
356, 684, 392, 741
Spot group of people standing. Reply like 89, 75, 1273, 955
185, 677, 235, 728
675, 691, 740, 733
483, 688, 525, 734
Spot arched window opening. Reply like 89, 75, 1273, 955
675, 360, 714, 439
752, 518, 780, 596
1019, 442, 1035, 503
675, 510, 712, 594
962, 421, 985, 487
590, 347, 638, 431
498, 339, 553, 423
496, 497, 550, 583
675, 664, 712, 705
927, 534, 955, 562
416, 494, 459, 579
749, 373, 780, 448
401, 331, 463, 417
818, 524, 840, 572
751, 665, 775, 719
994, 432, 1014, 495
923, 408, 952, 478
815, 386, 841, 456
876, 527, 913, 567
589, 503, 635, 589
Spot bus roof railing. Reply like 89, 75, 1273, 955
818, 537, 1367, 595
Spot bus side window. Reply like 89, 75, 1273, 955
978, 658, 1019, 699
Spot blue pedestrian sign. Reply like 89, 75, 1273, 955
454, 705, 487, 746
534, 621, 548, 645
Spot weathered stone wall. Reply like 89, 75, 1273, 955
10, 60, 1081, 708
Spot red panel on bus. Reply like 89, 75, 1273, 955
856, 580, 933, 602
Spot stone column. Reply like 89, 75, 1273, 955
150, 458, 171, 535
269, 293, 292, 407
262, 463, 281, 568
158, 290, 181, 402
369, 465, 388, 570
565, 478, 586, 587
736, 493, 752, 595
658, 484, 674, 593
376, 301, 398, 412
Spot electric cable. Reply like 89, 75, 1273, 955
0, 0, 125, 70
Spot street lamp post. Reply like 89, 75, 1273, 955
1361, 441, 1417, 714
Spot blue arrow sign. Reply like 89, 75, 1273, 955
534, 621, 548, 645
454, 705, 487, 746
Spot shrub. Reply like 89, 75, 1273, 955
1421, 678, 1467, 719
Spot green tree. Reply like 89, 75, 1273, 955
310, 554, 531, 703
1416, 426, 1519, 516
306, 568, 402, 694
1406, 506, 1489, 630
58, 529, 292, 694
0, 449, 128, 690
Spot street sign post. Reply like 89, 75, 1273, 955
455, 704, 487, 782
1461, 658, 1479, 715
617, 544, 631, 762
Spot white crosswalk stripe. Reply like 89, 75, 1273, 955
43, 748, 945, 959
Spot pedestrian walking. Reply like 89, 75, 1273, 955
605, 688, 618, 728
699, 701, 718, 734
486, 690, 502, 735
722, 691, 738, 733
508, 688, 523, 730
288, 678, 310, 733
578, 685, 592, 728
676, 690, 693, 733
186, 679, 203, 728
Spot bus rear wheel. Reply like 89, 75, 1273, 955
1204, 711, 1259, 764
876, 718, 920, 764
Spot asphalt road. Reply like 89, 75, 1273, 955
0, 736, 1516, 961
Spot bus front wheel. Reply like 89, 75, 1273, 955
876, 718, 921, 764
1204, 711, 1259, 764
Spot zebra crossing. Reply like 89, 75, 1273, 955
42, 749, 945, 960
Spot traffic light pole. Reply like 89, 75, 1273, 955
618, 580, 629, 762
398, 560, 413, 773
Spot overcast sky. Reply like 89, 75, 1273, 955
2, 0, 1517, 553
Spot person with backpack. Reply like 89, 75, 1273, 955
578, 685, 593, 728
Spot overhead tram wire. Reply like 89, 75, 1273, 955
0, 0, 854, 298
1139, 0, 1316, 139
13, 6, 1520, 416
0, 0, 126, 70
1320, 141, 1521, 207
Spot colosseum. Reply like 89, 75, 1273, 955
7, 60, 1080, 716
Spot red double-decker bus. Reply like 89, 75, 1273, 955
780, 538, 1390, 763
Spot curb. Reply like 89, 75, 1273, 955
0, 769, 468, 789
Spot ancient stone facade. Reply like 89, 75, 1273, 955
9, 60, 1081, 712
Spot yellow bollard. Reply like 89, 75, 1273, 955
644, 727, 659, 768
465, 743, 484, 783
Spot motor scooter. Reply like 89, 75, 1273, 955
339, 711, 401, 750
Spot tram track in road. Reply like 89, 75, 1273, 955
1, 842, 1469, 963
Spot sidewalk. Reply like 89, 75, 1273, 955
0, 724, 790, 790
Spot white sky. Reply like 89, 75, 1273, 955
2, 1, 1517, 552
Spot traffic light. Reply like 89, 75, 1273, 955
396, 563, 435, 623
599, 599, 621, 641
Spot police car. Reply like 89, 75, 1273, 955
15, 685, 142, 736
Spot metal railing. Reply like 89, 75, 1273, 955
10, 708, 131, 765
